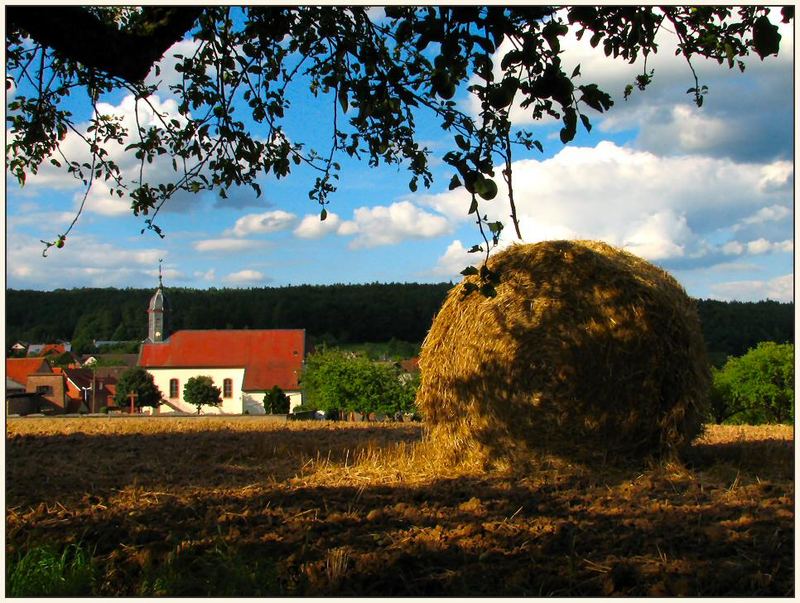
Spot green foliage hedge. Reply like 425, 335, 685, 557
709, 342, 794, 425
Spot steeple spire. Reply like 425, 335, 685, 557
147, 260, 168, 343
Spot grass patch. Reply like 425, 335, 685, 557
6, 543, 96, 597
139, 538, 284, 596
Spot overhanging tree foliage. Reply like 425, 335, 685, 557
6, 6, 792, 287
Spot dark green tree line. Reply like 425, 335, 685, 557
6, 287, 793, 361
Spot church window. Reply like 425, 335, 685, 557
169, 379, 179, 399
223, 378, 233, 398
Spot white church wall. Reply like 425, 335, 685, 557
147, 367, 246, 414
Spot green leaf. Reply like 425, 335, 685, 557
580, 113, 591, 132
475, 177, 498, 201
338, 86, 348, 113
487, 221, 504, 235
320, 208, 328, 221
752, 15, 781, 59
448, 174, 462, 190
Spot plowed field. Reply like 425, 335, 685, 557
5, 417, 794, 596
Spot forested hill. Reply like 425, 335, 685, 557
5, 285, 794, 362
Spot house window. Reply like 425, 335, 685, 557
169, 379, 179, 399
223, 378, 233, 398
36, 385, 53, 395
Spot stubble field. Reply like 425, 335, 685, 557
5, 416, 794, 596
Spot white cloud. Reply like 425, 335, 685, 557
721, 241, 745, 256
230, 210, 297, 236
6, 231, 167, 289
193, 238, 258, 253
294, 212, 345, 239
224, 269, 265, 284
733, 204, 792, 231
758, 161, 793, 193
419, 142, 793, 267
710, 274, 794, 302
346, 201, 451, 249
622, 210, 691, 260
430, 240, 476, 278
194, 268, 217, 282
293, 201, 451, 248
7, 209, 77, 228
745, 238, 793, 255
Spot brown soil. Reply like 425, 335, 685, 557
5, 417, 794, 596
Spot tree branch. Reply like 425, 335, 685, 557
7, 6, 203, 82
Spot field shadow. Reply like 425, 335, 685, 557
686, 436, 794, 481
5, 424, 424, 504
7, 468, 793, 597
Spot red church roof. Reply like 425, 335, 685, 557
138, 330, 306, 391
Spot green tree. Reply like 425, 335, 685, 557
303, 349, 416, 415
183, 375, 222, 415
711, 342, 794, 424
114, 366, 163, 409
263, 385, 290, 414
7, 7, 791, 285
50, 351, 76, 368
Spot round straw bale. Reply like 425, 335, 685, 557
417, 240, 710, 464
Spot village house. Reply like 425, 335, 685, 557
6, 357, 117, 415
137, 272, 306, 415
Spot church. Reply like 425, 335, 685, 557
137, 271, 306, 415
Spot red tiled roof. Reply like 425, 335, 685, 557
139, 330, 305, 391
6, 357, 51, 385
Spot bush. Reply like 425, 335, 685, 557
292, 403, 317, 414
710, 342, 794, 424
263, 385, 290, 414
302, 349, 418, 415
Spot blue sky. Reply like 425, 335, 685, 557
5, 9, 794, 302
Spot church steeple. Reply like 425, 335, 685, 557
147, 260, 168, 343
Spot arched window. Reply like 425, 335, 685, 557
223, 378, 233, 398
169, 378, 179, 399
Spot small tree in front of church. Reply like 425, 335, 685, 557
263, 385, 290, 414
183, 375, 222, 415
